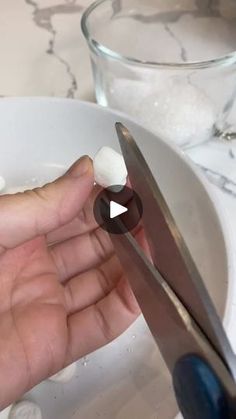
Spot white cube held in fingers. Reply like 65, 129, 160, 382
49, 362, 77, 383
93, 146, 128, 188
9, 401, 42, 419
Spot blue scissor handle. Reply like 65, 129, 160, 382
173, 355, 234, 419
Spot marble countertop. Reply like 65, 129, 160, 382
0, 0, 94, 100
0, 0, 236, 331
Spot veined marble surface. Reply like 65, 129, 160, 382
0, 0, 94, 100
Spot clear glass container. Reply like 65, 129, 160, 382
81, 0, 236, 148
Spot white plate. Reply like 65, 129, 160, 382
0, 98, 234, 419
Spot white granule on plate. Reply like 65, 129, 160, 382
9, 401, 42, 419
49, 362, 77, 383
0, 405, 12, 419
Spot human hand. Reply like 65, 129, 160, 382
0, 156, 142, 409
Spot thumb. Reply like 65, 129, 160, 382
0, 156, 94, 250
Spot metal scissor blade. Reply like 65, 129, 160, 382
109, 220, 236, 399
115, 122, 236, 380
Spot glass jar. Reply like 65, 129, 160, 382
81, 0, 236, 148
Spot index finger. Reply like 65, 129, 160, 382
47, 179, 134, 245
47, 185, 102, 244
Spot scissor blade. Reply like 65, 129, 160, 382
109, 220, 236, 399
115, 122, 236, 379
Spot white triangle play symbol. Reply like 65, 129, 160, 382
110, 201, 128, 219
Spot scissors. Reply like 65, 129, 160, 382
107, 122, 236, 419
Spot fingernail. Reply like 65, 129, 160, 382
68, 156, 93, 178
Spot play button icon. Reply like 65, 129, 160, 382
110, 201, 128, 219
93, 185, 143, 234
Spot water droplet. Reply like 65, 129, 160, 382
82, 356, 89, 366
126, 347, 133, 353
132, 334, 136, 339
